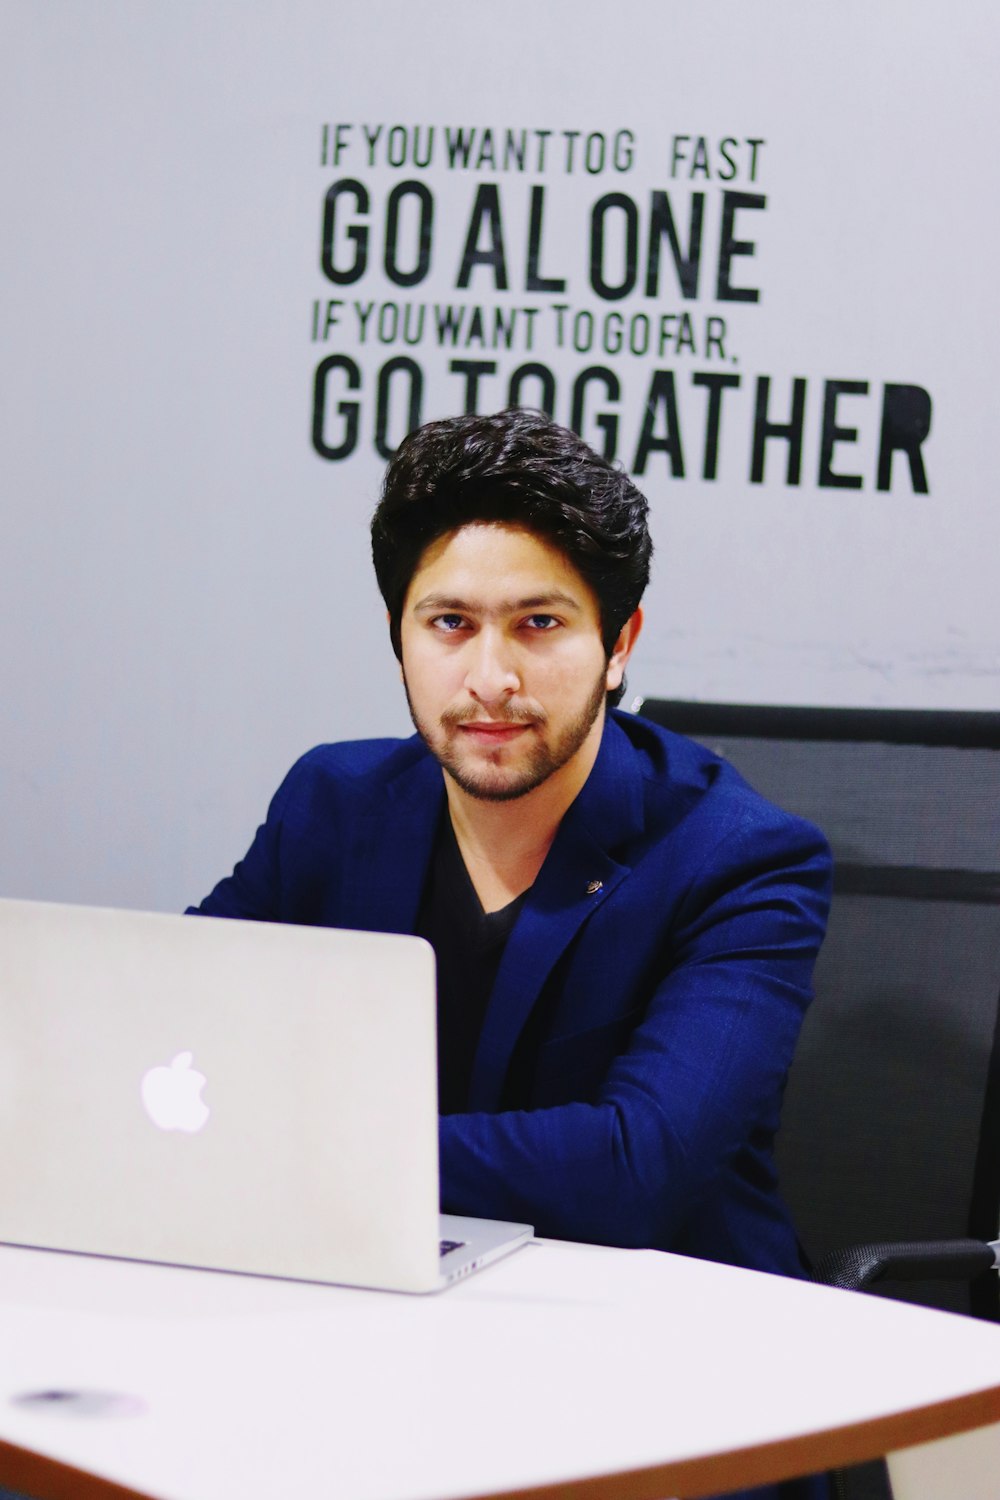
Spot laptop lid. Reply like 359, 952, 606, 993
0, 899, 450, 1292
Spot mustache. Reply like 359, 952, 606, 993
441, 703, 547, 728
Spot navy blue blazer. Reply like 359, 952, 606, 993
190, 710, 832, 1279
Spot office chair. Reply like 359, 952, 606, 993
635, 700, 1000, 1500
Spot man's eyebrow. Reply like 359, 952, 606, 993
411, 591, 584, 615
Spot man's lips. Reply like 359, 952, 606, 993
455, 721, 532, 741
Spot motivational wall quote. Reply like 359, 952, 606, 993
309, 122, 931, 492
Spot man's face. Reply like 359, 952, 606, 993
399, 522, 629, 803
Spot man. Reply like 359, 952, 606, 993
190, 407, 831, 1279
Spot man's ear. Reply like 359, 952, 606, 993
605, 608, 643, 693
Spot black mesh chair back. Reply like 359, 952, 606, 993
637, 701, 1000, 1321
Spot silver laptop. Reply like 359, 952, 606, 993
0, 898, 531, 1292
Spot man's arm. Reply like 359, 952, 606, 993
440, 812, 832, 1250
185, 768, 298, 921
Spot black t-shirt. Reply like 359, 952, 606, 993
415, 812, 527, 1114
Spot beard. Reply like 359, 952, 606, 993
404, 670, 608, 802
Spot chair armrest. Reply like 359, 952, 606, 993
813, 1238, 999, 1292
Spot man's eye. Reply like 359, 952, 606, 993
430, 614, 466, 632
524, 614, 559, 631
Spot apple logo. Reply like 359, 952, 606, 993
140, 1052, 210, 1133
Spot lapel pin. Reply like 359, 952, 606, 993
585, 879, 603, 895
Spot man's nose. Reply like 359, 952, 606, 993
464, 630, 520, 705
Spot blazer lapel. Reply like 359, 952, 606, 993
468, 717, 647, 1111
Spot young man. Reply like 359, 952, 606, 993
190, 408, 832, 1281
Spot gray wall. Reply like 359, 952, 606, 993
2, 0, 997, 912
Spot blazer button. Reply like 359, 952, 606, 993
585, 879, 603, 895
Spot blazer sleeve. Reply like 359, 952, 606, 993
438, 808, 832, 1250
185, 765, 301, 922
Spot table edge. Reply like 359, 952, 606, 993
3, 1382, 1000, 1500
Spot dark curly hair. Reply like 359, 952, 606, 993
371, 409, 652, 706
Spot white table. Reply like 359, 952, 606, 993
1, 1239, 999, 1500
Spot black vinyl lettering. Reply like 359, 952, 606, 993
525, 186, 566, 293
751, 376, 806, 485
570, 366, 620, 460
311, 354, 361, 460
508, 362, 556, 417
374, 357, 423, 460
504, 129, 527, 171
321, 179, 370, 286
633, 370, 685, 476
818, 380, 868, 489
877, 384, 932, 493
412, 126, 434, 169
384, 181, 434, 288
456, 186, 509, 290
445, 127, 475, 168
716, 191, 764, 303
646, 191, 704, 300
692, 372, 741, 481
449, 359, 497, 413
717, 138, 738, 181
590, 193, 638, 301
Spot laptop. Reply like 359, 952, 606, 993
0, 898, 532, 1292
